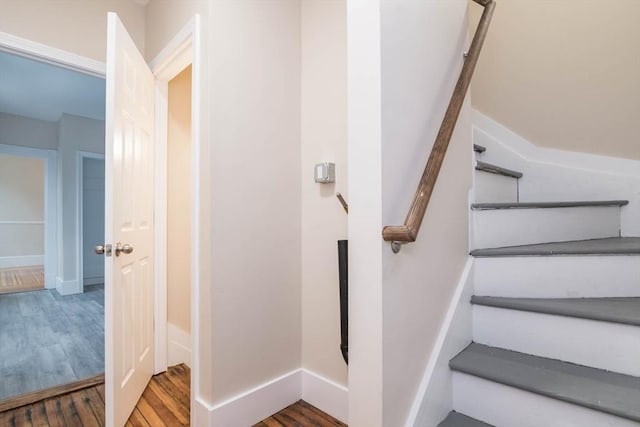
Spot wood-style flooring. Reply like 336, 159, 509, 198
255, 400, 347, 427
0, 266, 44, 294
0, 364, 190, 427
0, 363, 346, 427
0, 284, 104, 400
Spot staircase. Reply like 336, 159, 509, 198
438, 144, 640, 426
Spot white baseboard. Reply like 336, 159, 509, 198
168, 323, 192, 368
0, 255, 44, 268
83, 276, 104, 286
195, 368, 349, 426
301, 369, 348, 424
56, 277, 80, 295
206, 369, 301, 427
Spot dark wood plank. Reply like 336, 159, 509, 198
255, 400, 346, 427
153, 372, 190, 411
0, 364, 194, 427
0, 374, 105, 412
83, 388, 106, 425
165, 365, 191, 394
42, 398, 65, 427
29, 401, 51, 427
146, 379, 190, 425
56, 394, 83, 427
69, 389, 101, 427
134, 396, 167, 427
140, 387, 183, 426
126, 408, 151, 427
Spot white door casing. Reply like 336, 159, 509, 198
105, 13, 155, 427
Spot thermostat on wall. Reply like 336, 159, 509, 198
314, 162, 335, 183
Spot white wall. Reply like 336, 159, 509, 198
347, 0, 384, 425
82, 157, 105, 285
0, 153, 45, 258
348, 1, 473, 425
380, 1, 472, 424
206, 0, 302, 406
301, 0, 348, 388
0, 0, 146, 62
57, 114, 104, 292
145, 0, 208, 62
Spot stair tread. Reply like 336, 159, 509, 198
471, 200, 629, 210
438, 411, 493, 427
471, 237, 640, 257
473, 144, 487, 153
472, 296, 640, 326
450, 343, 640, 421
475, 160, 523, 178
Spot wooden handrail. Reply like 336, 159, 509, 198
382, 0, 495, 250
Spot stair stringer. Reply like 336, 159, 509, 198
405, 257, 475, 427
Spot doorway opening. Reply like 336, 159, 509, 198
79, 153, 105, 292
0, 148, 48, 294
166, 65, 193, 370
0, 47, 105, 405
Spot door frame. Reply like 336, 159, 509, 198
76, 151, 106, 292
0, 143, 57, 289
148, 15, 203, 422
0, 25, 206, 422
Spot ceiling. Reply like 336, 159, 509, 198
0, 50, 105, 123
469, 0, 640, 160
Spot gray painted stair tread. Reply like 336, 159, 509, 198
473, 144, 486, 153
450, 343, 640, 422
471, 296, 640, 326
471, 237, 640, 257
475, 160, 523, 178
438, 411, 494, 427
471, 200, 629, 210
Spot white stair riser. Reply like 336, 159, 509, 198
472, 206, 621, 249
474, 256, 640, 298
452, 372, 640, 427
473, 306, 640, 377
475, 171, 518, 203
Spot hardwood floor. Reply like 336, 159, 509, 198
0, 365, 345, 427
255, 400, 347, 427
0, 266, 44, 294
125, 364, 190, 427
0, 364, 189, 427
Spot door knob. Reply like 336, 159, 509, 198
95, 244, 112, 257
114, 242, 134, 256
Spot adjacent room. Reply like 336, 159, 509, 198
0, 50, 106, 403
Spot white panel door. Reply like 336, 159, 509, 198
104, 12, 155, 427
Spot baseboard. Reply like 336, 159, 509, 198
0, 255, 44, 269
301, 369, 348, 424
168, 323, 192, 368
194, 368, 349, 426
83, 276, 104, 286
205, 369, 301, 426
405, 257, 475, 427
56, 277, 80, 295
